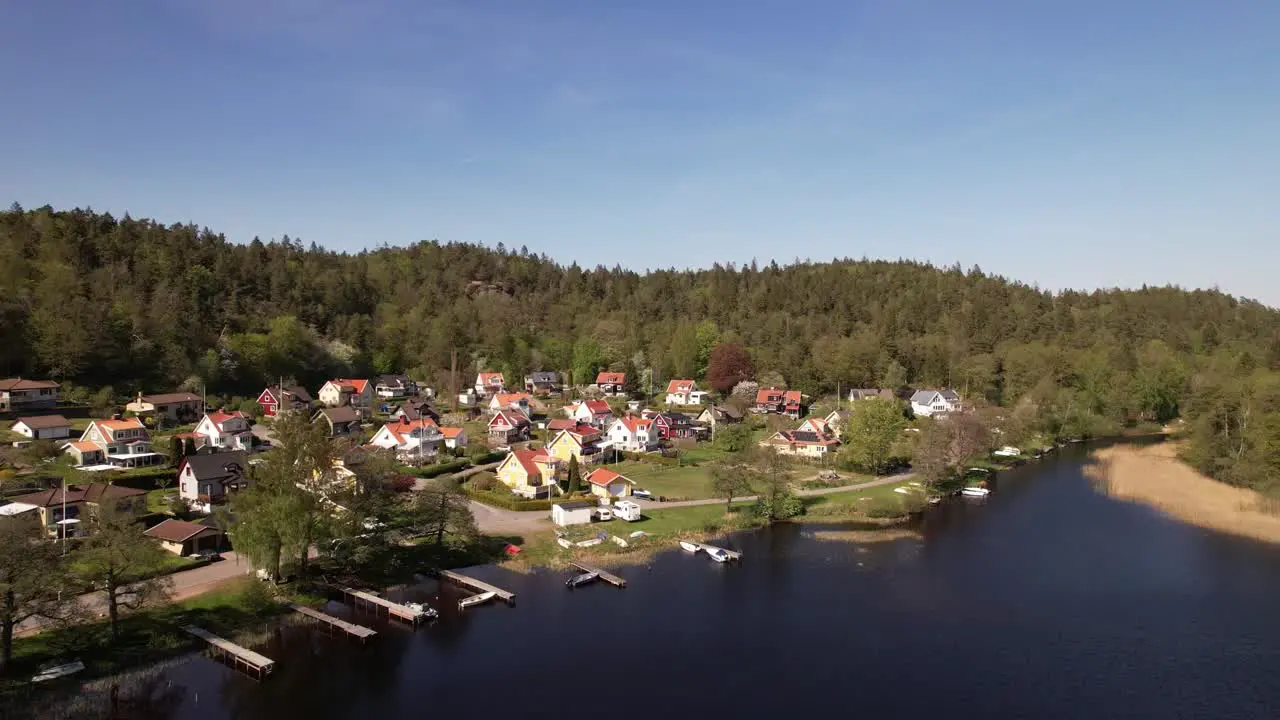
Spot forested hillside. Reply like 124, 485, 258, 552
2, 205, 1278, 492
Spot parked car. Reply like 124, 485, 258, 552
632, 489, 653, 500
594, 508, 613, 521
190, 549, 221, 561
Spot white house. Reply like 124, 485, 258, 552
488, 392, 533, 415
551, 500, 595, 527
318, 379, 374, 411
70, 418, 162, 468
664, 379, 706, 406
9, 415, 71, 440
375, 374, 417, 399
565, 399, 614, 428
606, 416, 659, 452
910, 389, 961, 417
440, 426, 468, 450
178, 450, 249, 512
194, 410, 254, 451
475, 372, 505, 397
367, 418, 443, 460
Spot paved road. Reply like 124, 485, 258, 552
16, 551, 253, 637
467, 472, 917, 534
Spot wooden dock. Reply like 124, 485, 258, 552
438, 570, 516, 605
181, 625, 275, 677
340, 588, 433, 625
290, 604, 377, 641
693, 542, 742, 561
569, 561, 626, 588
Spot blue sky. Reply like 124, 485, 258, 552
2, 1, 1278, 304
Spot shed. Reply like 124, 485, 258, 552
144, 518, 224, 556
551, 500, 595, 527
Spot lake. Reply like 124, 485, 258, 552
76, 445, 1280, 719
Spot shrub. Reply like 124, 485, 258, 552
415, 459, 470, 478
469, 473, 498, 492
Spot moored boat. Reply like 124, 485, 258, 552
459, 591, 498, 610
961, 487, 991, 498
706, 548, 730, 563
679, 541, 700, 553
566, 571, 598, 588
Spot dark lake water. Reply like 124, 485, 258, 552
80, 446, 1280, 719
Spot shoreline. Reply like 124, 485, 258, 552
1087, 442, 1280, 545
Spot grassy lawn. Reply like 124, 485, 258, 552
804, 481, 926, 519
145, 488, 178, 514
608, 460, 717, 500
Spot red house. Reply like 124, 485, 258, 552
642, 410, 704, 441
257, 385, 313, 417
754, 388, 805, 419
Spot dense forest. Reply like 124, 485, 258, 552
1, 205, 1278, 494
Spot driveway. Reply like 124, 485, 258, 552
251, 423, 279, 447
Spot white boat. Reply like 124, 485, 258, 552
927, 496, 943, 506
705, 548, 730, 563
566, 571, 598, 588
32, 660, 84, 683
611, 535, 629, 547
993, 446, 1021, 457
961, 487, 991, 498
894, 487, 910, 495
576, 538, 602, 548
459, 591, 497, 610
629, 531, 648, 539
556, 538, 573, 549
679, 541, 700, 553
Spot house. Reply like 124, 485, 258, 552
824, 410, 851, 437
910, 390, 962, 417
318, 379, 374, 412
0, 502, 41, 536
697, 405, 744, 426
440, 426, 468, 450
145, 518, 224, 556
0, 378, 59, 412
124, 392, 204, 424
488, 392, 533, 415
178, 450, 250, 512
475, 372, 506, 397
9, 415, 71, 440
585, 468, 634, 499
664, 379, 706, 406
606, 416, 659, 452
643, 410, 704, 441
256, 385, 313, 417
7, 483, 146, 539
565, 399, 614, 429
495, 449, 560, 498
594, 371, 627, 396
848, 388, 896, 402
313, 406, 362, 437
193, 410, 253, 451
375, 374, 417, 399
70, 418, 162, 468
754, 388, 805, 419
551, 500, 594, 527
759, 429, 840, 459
546, 423, 607, 466
391, 401, 440, 424
368, 417, 443, 460
796, 417, 835, 438
488, 409, 532, 444
524, 371, 562, 395
457, 388, 479, 407
63, 441, 106, 467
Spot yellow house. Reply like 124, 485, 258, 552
546, 424, 605, 465
495, 449, 560, 498
585, 468, 634, 499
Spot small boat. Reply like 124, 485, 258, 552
556, 538, 573, 549
32, 660, 85, 683
576, 538, 602, 548
961, 487, 991, 498
706, 548, 730, 563
566, 571, 598, 588
404, 602, 438, 619
927, 496, 943, 506
679, 541, 700, 553
894, 487, 910, 495
459, 591, 497, 610
611, 535, 628, 547
629, 531, 648, 539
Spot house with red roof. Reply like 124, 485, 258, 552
495, 449, 560, 498
440, 426, 468, 450
565, 399, 614, 429
194, 410, 254, 451
488, 409, 532, 444
368, 417, 444, 460
754, 388, 806, 419
474, 372, 506, 397
594, 371, 627, 396
585, 468, 635, 499
488, 392, 533, 415
66, 417, 162, 468
318, 378, 373, 412
606, 415, 659, 452
664, 379, 707, 406
547, 423, 607, 465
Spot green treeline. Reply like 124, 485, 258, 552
1, 205, 1278, 493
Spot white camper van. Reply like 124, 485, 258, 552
612, 500, 642, 522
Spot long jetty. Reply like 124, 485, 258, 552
182, 625, 275, 678
693, 541, 743, 561
438, 570, 516, 605
569, 561, 627, 588
340, 588, 432, 625
290, 604, 377, 641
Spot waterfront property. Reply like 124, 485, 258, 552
9, 414, 71, 440
552, 500, 595, 526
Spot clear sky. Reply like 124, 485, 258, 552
2, 1, 1278, 305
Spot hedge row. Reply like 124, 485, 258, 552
413, 459, 471, 478
621, 451, 681, 467
463, 489, 552, 512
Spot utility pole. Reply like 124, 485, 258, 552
450, 348, 458, 413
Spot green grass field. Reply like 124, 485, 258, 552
608, 460, 717, 500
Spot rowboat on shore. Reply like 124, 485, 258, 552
679, 541, 700, 553
961, 487, 991, 498
32, 660, 84, 683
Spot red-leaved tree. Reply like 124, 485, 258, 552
706, 344, 755, 394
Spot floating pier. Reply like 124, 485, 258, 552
182, 625, 275, 678
569, 561, 627, 588
438, 570, 516, 605
340, 588, 433, 625
290, 604, 377, 641
693, 542, 742, 562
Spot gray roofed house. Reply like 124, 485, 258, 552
910, 389, 962, 417
178, 450, 249, 507
391, 400, 440, 423
314, 406, 361, 437
848, 388, 897, 402
524, 371, 563, 394
375, 375, 417, 398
